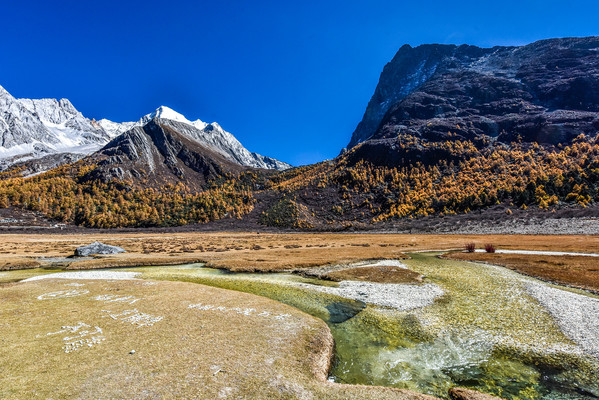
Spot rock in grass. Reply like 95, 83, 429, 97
449, 387, 504, 400
75, 242, 126, 257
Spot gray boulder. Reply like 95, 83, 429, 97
75, 241, 126, 257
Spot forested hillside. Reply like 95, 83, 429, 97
0, 135, 597, 229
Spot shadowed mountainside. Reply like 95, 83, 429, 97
348, 37, 599, 166
86, 119, 247, 191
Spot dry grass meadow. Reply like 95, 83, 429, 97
1, 232, 598, 273
446, 251, 599, 293
0, 277, 437, 400
323, 265, 423, 284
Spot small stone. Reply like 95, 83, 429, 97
129, 350, 135, 354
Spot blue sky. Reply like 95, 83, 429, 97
2, 1, 598, 165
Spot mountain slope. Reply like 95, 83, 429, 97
1, 37, 598, 230
87, 118, 247, 191
257, 37, 599, 228
349, 37, 599, 151
98, 106, 291, 171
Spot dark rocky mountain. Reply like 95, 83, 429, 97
347, 37, 599, 164
86, 118, 248, 191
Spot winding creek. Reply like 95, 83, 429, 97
2, 252, 599, 399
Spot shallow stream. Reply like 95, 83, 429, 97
3, 253, 599, 399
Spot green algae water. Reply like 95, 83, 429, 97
8, 254, 599, 399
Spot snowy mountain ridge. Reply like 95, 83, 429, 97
0, 84, 112, 170
0, 85, 290, 172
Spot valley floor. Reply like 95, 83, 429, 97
1, 233, 598, 399
1, 232, 598, 274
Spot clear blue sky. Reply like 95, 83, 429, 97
2, 1, 598, 165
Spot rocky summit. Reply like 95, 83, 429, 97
348, 37, 599, 164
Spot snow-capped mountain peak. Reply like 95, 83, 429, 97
99, 107, 291, 170
142, 106, 195, 125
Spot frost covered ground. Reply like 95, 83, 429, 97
475, 249, 599, 257
527, 282, 599, 359
23, 271, 140, 281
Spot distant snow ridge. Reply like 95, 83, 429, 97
0, 84, 290, 172
0, 84, 112, 169
98, 105, 291, 170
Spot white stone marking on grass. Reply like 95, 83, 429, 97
187, 303, 291, 321
65, 282, 86, 287
37, 289, 90, 300
101, 309, 163, 327
45, 322, 105, 353
92, 294, 142, 305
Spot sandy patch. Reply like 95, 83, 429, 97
356, 260, 407, 268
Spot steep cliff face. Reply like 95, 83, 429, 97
347, 44, 484, 148
348, 37, 599, 152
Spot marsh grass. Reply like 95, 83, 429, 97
323, 265, 423, 284
446, 252, 599, 293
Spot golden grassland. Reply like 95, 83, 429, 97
1, 232, 598, 274
0, 278, 437, 400
446, 252, 599, 293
